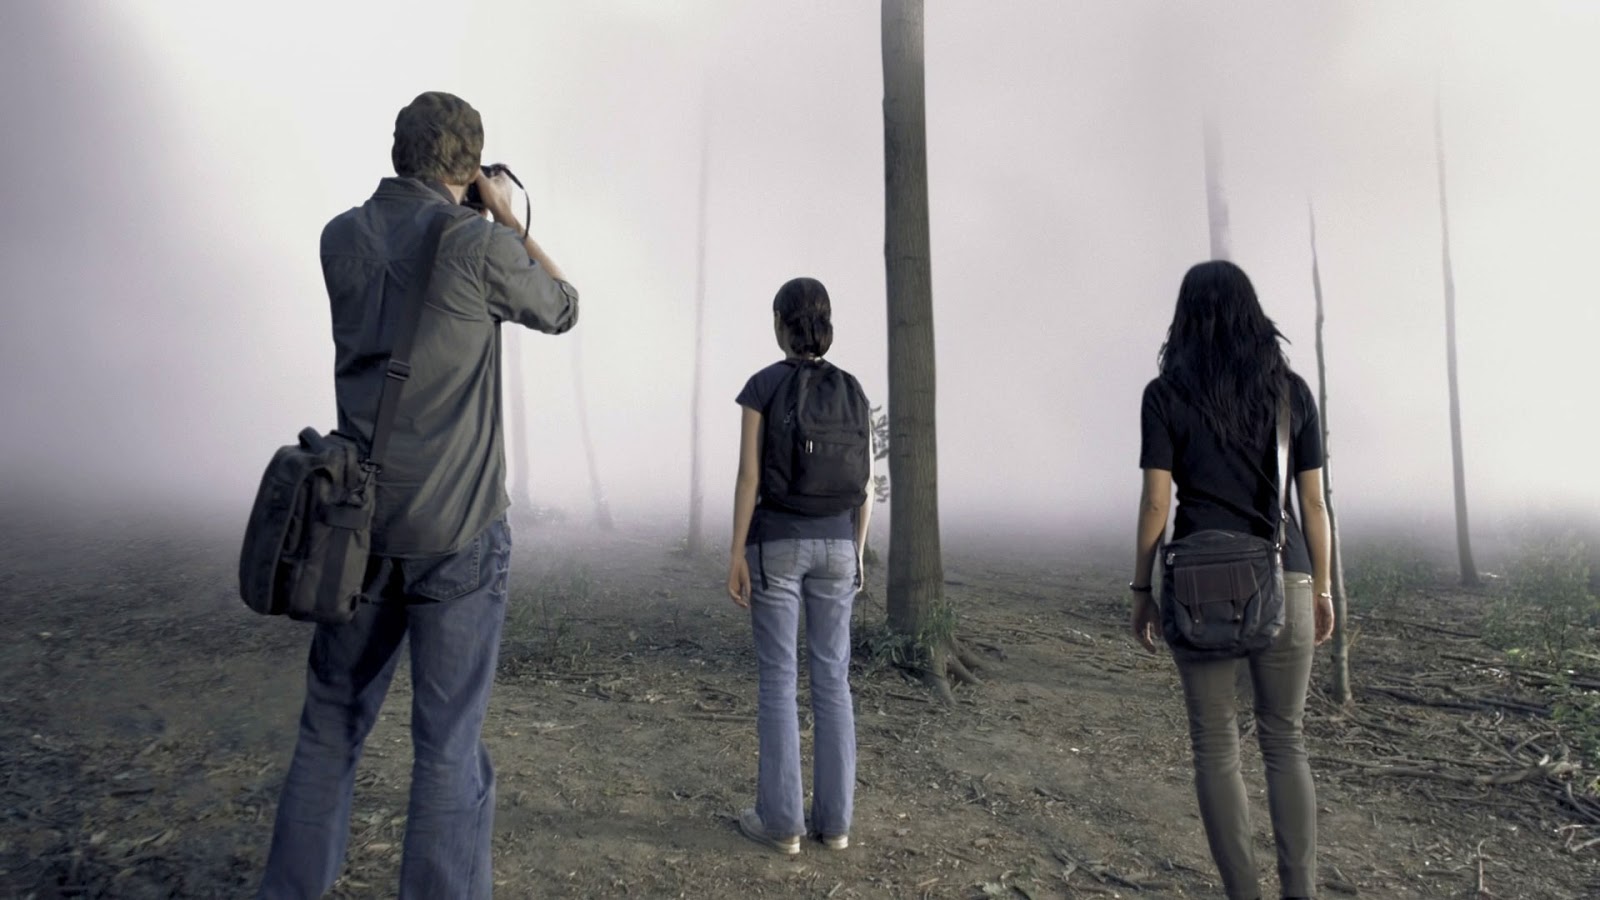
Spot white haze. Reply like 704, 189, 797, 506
1, 0, 1595, 548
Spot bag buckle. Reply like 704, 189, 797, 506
385, 359, 412, 381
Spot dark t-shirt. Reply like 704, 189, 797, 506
1139, 374, 1324, 575
736, 360, 856, 545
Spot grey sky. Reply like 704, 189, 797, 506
1, 0, 1594, 540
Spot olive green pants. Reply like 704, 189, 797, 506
1174, 574, 1317, 900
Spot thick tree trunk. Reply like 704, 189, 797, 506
1310, 205, 1353, 705
1203, 114, 1232, 261
1435, 97, 1478, 587
571, 337, 614, 531
882, 0, 973, 699
686, 122, 710, 555
505, 333, 533, 514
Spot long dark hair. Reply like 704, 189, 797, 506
1157, 260, 1291, 447
774, 277, 834, 357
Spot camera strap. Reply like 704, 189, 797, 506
489, 164, 532, 241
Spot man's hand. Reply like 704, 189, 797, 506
472, 167, 517, 224
1313, 589, 1335, 645
727, 554, 752, 609
1130, 591, 1159, 654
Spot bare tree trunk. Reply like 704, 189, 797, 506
882, 0, 978, 700
685, 120, 710, 555
505, 333, 534, 515
571, 337, 614, 531
1203, 114, 1232, 261
1310, 204, 1353, 705
1435, 96, 1478, 587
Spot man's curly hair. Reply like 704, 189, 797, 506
391, 92, 483, 185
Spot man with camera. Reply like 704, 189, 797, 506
256, 91, 577, 900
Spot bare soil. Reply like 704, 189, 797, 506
1, 505, 1597, 899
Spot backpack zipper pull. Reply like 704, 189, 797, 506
806, 439, 814, 453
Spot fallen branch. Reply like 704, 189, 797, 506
1441, 652, 1600, 691
1352, 613, 1479, 639
1313, 754, 1580, 786
1367, 685, 1548, 718
686, 713, 750, 723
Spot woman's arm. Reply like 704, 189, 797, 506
726, 407, 763, 607
1296, 467, 1335, 643
1130, 468, 1172, 652
1132, 468, 1172, 587
854, 452, 874, 567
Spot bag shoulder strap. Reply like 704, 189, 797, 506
366, 210, 453, 472
1274, 385, 1292, 548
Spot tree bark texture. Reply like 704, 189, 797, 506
881, 0, 945, 637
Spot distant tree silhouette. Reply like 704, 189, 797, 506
1434, 96, 1479, 587
571, 337, 613, 531
505, 336, 534, 515
1203, 114, 1232, 261
686, 121, 710, 555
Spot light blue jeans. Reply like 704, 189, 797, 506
746, 538, 858, 838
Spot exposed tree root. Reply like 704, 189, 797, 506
919, 637, 984, 705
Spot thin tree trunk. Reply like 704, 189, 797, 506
1203, 114, 1232, 261
1310, 204, 1353, 705
1435, 95, 1478, 587
571, 337, 614, 531
686, 119, 710, 555
506, 334, 533, 514
882, 0, 976, 698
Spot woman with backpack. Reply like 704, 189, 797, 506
1129, 261, 1335, 900
725, 276, 874, 855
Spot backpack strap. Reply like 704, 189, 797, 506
365, 210, 453, 474
1273, 385, 1292, 550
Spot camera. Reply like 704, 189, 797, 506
463, 163, 513, 211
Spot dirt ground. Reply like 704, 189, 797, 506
2, 502, 1598, 899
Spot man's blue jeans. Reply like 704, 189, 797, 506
257, 517, 512, 900
746, 538, 857, 838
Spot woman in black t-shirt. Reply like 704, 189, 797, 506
725, 277, 874, 855
1130, 261, 1335, 900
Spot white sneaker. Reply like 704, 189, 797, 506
817, 833, 849, 850
737, 807, 800, 855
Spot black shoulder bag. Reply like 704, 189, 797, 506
237, 211, 452, 625
1159, 392, 1292, 660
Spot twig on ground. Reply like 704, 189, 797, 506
1472, 838, 1491, 898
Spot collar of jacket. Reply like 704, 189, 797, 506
373, 176, 459, 206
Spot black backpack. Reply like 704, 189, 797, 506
758, 359, 871, 517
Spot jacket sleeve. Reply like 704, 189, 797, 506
481, 224, 578, 334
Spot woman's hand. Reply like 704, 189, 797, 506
727, 554, 752, 609
1131, 591, 1159, 653
1313, 588, 1335, 645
